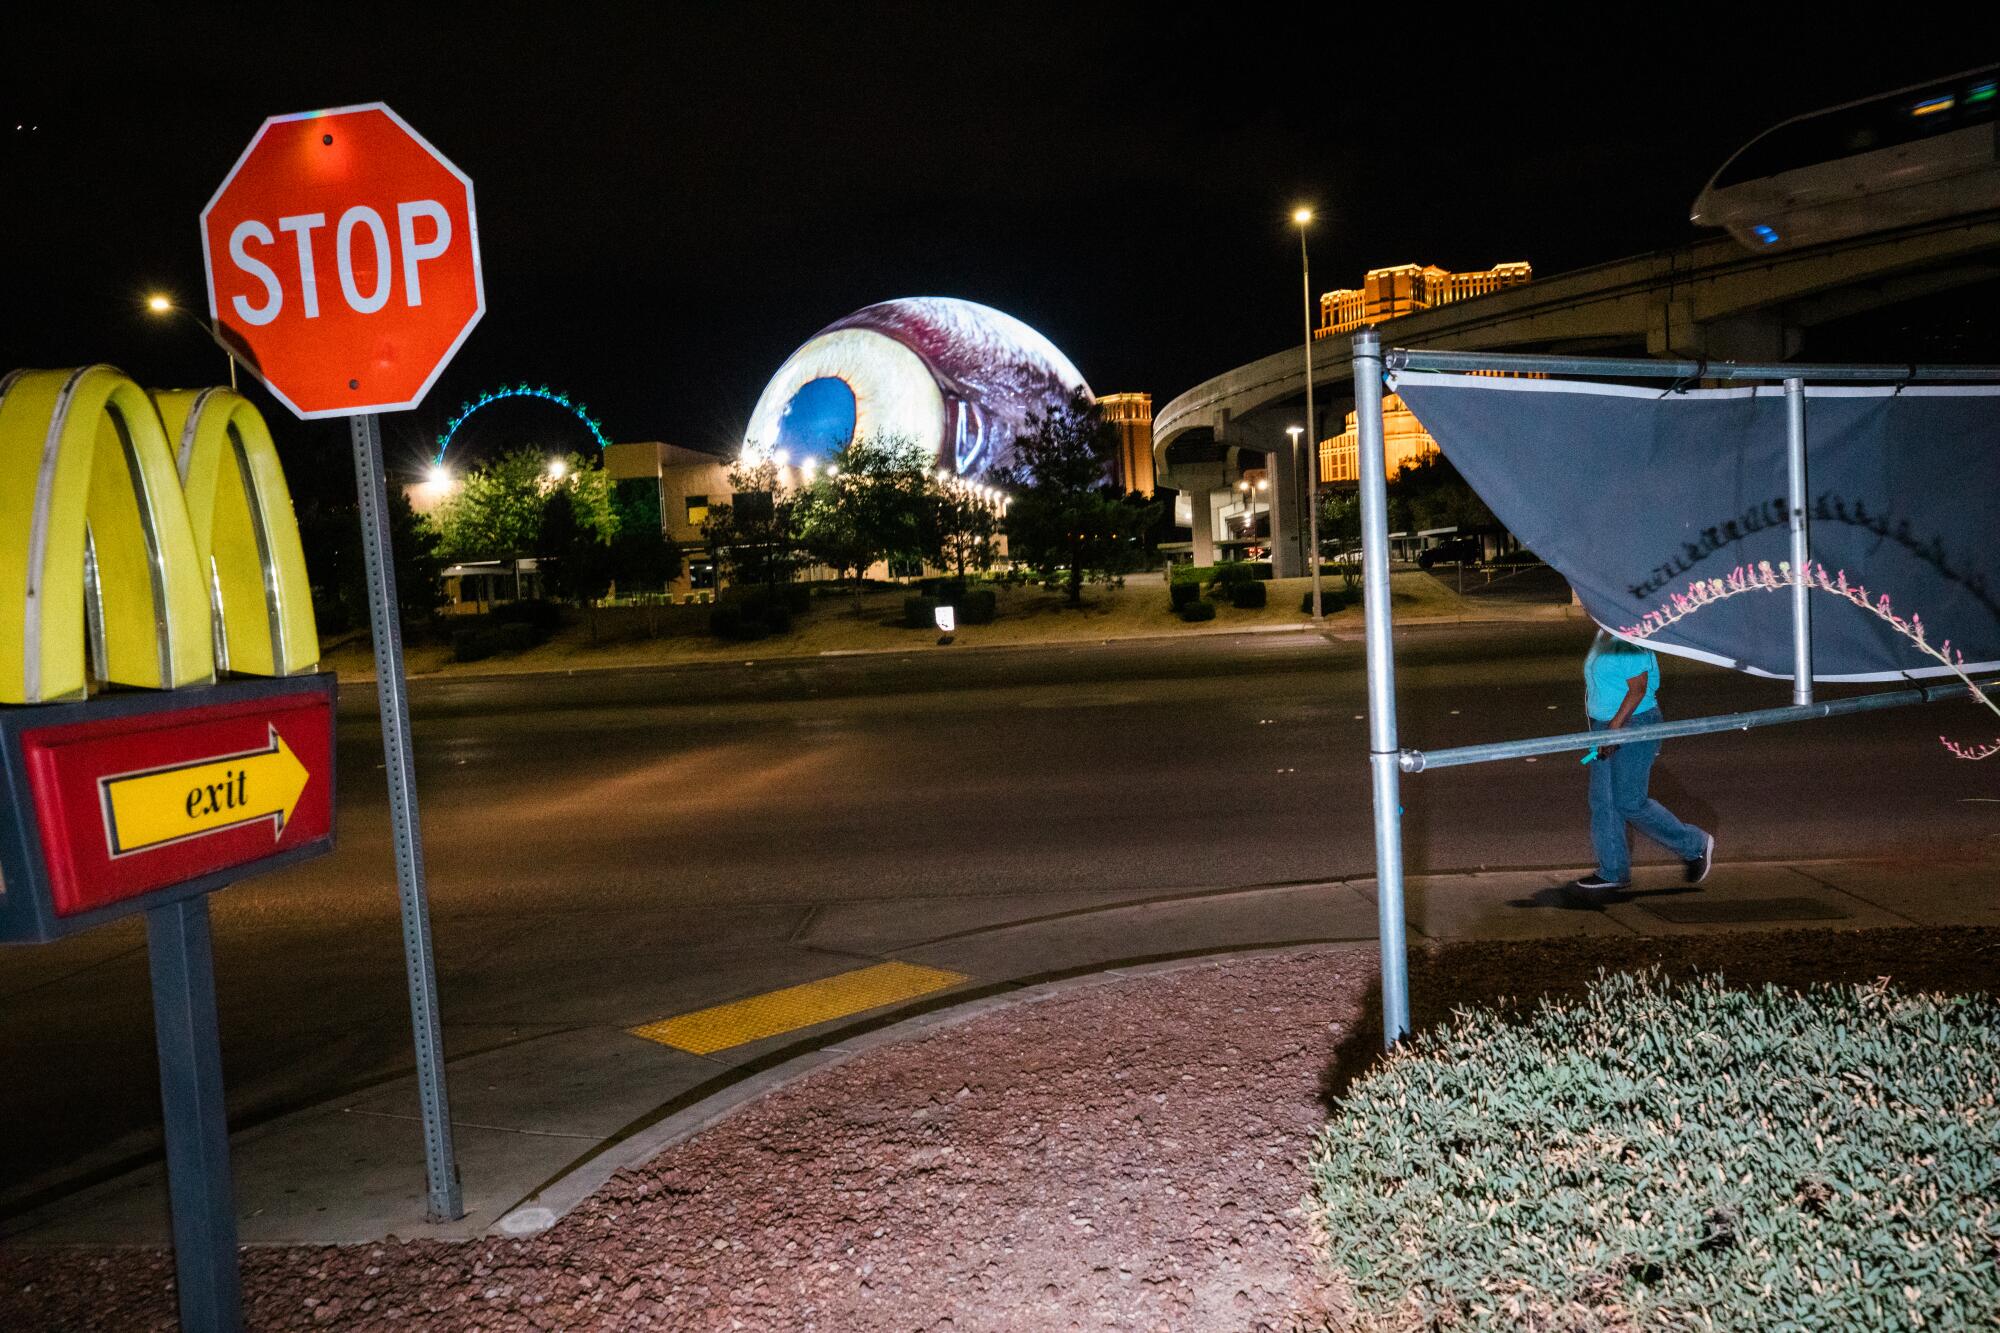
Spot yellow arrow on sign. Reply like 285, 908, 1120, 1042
98, 725, 311, 857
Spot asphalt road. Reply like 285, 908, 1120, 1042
3, 620, 1994, 1203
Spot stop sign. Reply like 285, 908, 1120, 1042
200, 103, 484, 419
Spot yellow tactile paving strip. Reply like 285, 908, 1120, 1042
629, 961, 970, 1056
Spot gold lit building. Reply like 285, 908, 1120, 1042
1311, 261, 1532, 481
1320, 395, 1439, 484
1316, 261, 1532, 338
1096, 391, 1156, 496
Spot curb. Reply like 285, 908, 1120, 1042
491, 940, 1369, 1239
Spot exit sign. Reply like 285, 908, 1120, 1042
0, 676, 336, 941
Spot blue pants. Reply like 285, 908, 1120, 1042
1588, 709, 1706, 882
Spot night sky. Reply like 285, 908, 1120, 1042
3, 7, 1985, 475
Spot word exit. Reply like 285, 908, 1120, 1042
99, 726, 311, 857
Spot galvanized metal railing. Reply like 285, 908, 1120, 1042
1353, 332, 2000, 1047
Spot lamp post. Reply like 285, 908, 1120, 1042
1292, 209, 1323, 621
146, 294, 237, 391
1288, 210, 1320, 620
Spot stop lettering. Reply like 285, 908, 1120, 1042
200, 103, 484, 419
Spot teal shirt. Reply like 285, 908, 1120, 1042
1585, 635, 1659, 721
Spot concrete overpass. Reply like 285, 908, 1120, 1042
1156, 210, 2000, 570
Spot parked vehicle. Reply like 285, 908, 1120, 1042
1417, 537, 1482, 569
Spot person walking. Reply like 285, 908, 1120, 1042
1569, 628, 1714, 894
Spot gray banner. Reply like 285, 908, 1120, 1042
1392, 374, 2000, 681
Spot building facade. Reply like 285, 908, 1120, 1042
1095, 391, 1156, 496
1319, 394, 1440, 483
1317, 261, 1532, 338
604, 440, 733, 593
1312, 262, 1533, 483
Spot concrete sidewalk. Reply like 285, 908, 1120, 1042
4, 854, 1993, 1249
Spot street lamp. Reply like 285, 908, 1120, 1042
145, 293, 237, 391
1292, 209, 1324, 621
547, 458, 568, 481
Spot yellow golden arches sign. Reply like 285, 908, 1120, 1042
0, 366, 318, 705
154, 387, 318, 680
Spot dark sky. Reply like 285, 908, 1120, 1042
4, 6, 1988, 474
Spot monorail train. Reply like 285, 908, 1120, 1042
1692, 66, 2000, 253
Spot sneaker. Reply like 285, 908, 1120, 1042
1684, 831, 1715, 885
1568, 874, 1629, 893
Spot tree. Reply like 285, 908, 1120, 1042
335, 487, 445, 632
432, 447, 550, 565
1388, 453, 1495, 536
432, 447, 615, 566
540, 487, 614, 639
1318, 488, 1363, 590
927, 476, 1001, 578
607, 481, 682, 633
793, 434, 929, 608
703, 457, 800, 594
999, 391, 1160, 607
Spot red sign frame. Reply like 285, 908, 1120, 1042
0, 675, 336, 942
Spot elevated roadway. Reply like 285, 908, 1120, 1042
1156, 212, 2000, 569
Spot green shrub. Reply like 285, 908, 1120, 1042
1211, 561, 1257, 588
903, 595, 940, 628
1178, 599, 1216, 623
783, 583, 812, 614
1170, 581, 1202, 610
959, 588, 997, 624
489, 599, 562, 636
450, 627, 500, 662
728, 587, 796, 635
1171, 564, 1214, 585
708, 605, 765, 641
1305, 971, 2000, 1331
1228, 581, 1266, 609
1301, 588, 1346, 613
494, 622, 538, 653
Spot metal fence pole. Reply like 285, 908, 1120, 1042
1352, 327, 1410, 1046
1784, 378, 1814, 705
350, 411, 464, 1223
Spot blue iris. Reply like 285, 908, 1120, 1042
777, 376, 857, 459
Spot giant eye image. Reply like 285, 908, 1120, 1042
744, 297, 1091, 477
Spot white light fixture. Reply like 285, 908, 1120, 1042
548, 458, 567, 480
427, 464, 451, 487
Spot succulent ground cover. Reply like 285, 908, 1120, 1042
1307, 971, 2000, 1330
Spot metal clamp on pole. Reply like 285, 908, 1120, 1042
1352, 327, 1411, 1048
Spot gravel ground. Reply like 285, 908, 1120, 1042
3, 927, 1995, 1332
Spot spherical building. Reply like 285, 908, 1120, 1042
744, 297, 1091, 478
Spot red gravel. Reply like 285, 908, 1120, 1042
3, 927, 1995, 1332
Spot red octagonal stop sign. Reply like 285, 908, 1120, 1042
201, 102, 484, 419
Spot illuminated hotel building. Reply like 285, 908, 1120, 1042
1316, 262, 1533, 339
1313, 261, 1533, 483
1096, 391, 1156, 496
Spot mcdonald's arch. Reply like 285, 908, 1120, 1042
0, 366, 320, 706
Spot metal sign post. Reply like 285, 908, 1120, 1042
350, 413, 462, 1221
146, 896, 242, 1332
